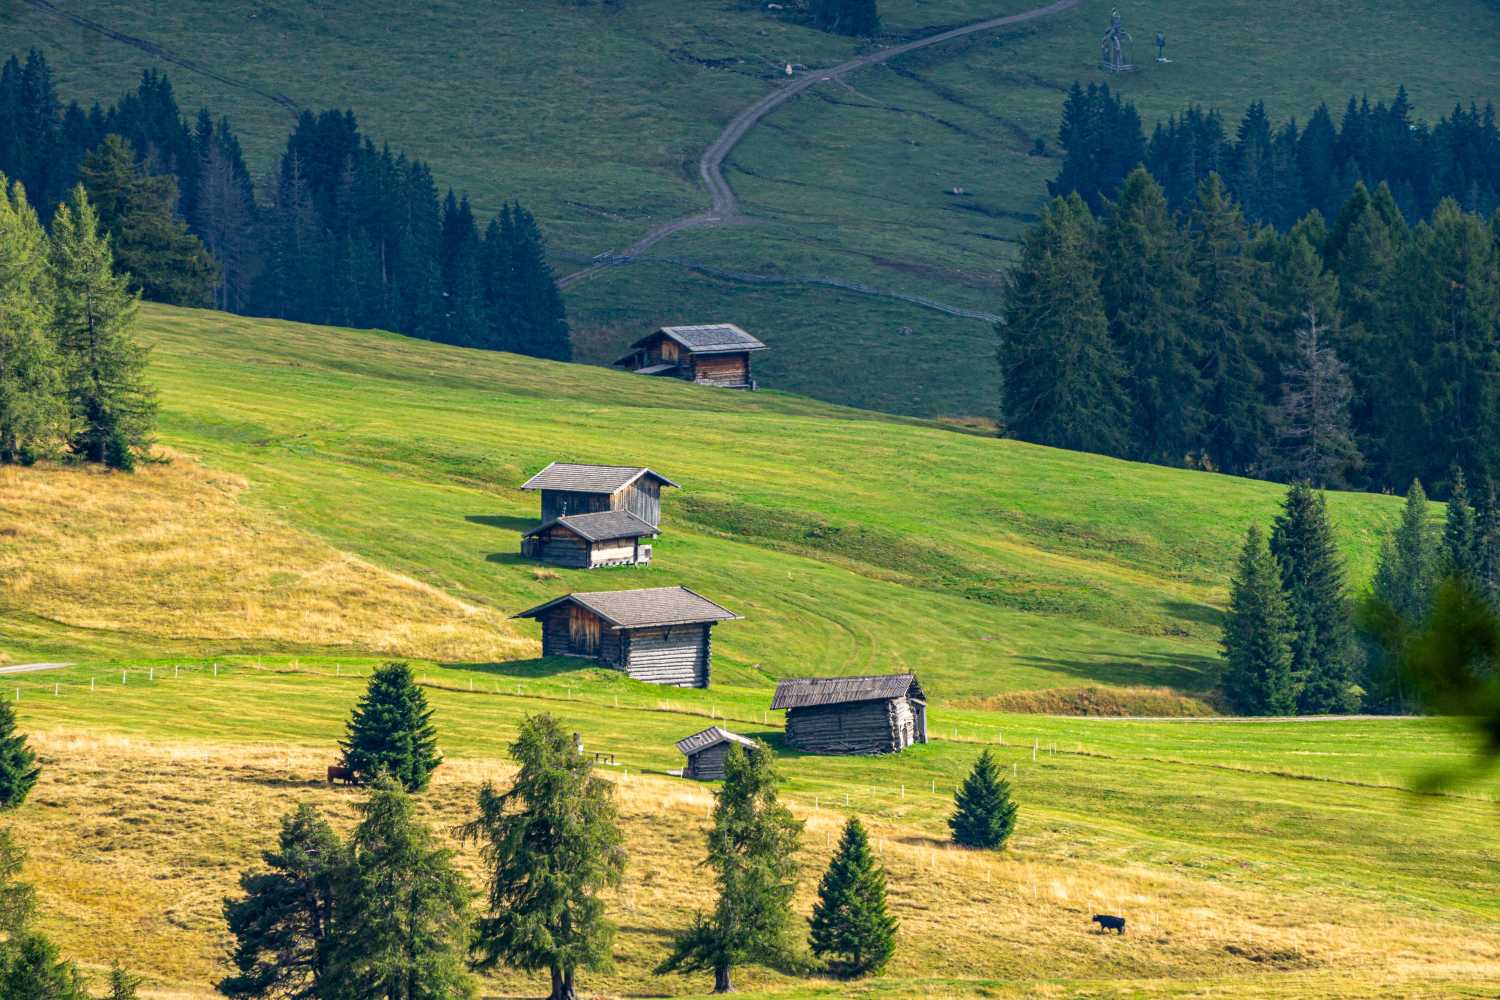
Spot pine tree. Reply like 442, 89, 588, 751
1271, 484, 1358, 713
79, 134, 219, 306
1221, 525, 1297, 715
1267, 308, 1360, 487
1100, 167, 1204, 464
0, 828, 34, 936
1188, 174, 1270, 475
948, 749, 1017, 849
339, 662, 442, 791
999, 193, 1129, 455
0, 699, 39, 811
657, 743, 803, 994
1475, 479, 1500, 608
1443, 468, 1479, 582
490, 202, 571, 361
49, 185, 155, 468
323, 777, 475, 1000
0, 175, 66, 464
809, 816, 897, 978
461, 713, 626, 1000
220, 803, 342, 1000
104, 963, 142, 1000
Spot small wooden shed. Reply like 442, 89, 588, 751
675, 726, 758, 780
520, 511, 658, 568
520, 463, 678, 529
772, 674, 928, 755
513, 586, 740, 687
613, 324, 767, 390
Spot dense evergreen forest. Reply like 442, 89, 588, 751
0, 50, 570, 361
1006, 85, 1500, 497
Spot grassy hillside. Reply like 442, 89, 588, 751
11, 0, 1499, 417
0, 307, 1491, 998
0, 303, 1404, 700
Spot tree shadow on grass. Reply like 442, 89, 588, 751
484, 551, 533, 565
465, 513, 537, 532
1162, 600, 1225, 628
1013, 650, 1219, 692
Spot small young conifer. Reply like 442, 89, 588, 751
948, 750, 1018, 850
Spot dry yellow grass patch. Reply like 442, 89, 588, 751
13, 732, 1500, 999
0, 456, 532, 662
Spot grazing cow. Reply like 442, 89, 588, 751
326, 765, 355, 786
1092, 914, 1126, 935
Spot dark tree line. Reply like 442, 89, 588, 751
1052, 82, 1500, 226
0, 50, 570, 361
1001, 163, 1500, 495
808, 0, 879, 36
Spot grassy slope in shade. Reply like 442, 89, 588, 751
2, 303, 1402, 705
11, 0, 1499, 417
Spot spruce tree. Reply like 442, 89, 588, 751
657, 743, 803, 994
0, 175, 66, 464
809, 816, 897, 978
1267, 307, 1360, 487
322, 777, 475, 1000
948, 749, 1017, 849
104, 963, 142, 1000
1443, 468, 1479, 582
999, 193, 1129, 455
1475, 479, 1500, 608
220, 803, 342, 1000
0, 699, 39, 811
1271, 485, 1358, 713
461, 713, 626, 1000
1100, 167, 1204, 464
0, 830, 87, 1000
49, 184, 155, 468
339, 662, 442, 791
1221, 525, 1297, 715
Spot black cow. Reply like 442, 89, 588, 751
1092, 914, 1126, 935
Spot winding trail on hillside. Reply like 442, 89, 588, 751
558, 0, 1080, 291
0, 663, 71, 676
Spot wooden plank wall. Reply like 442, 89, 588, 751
686, 742, 731, 780
691, 353, 751, 387
619, 480, 662, 526
540, 490, 613, 522
784, 699, 902, 755
623, 625, 708, 687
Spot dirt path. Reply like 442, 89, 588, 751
0, 663, 71, 676
559, 0, 1081, 290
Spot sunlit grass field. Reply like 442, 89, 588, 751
11, 0, 1499, 416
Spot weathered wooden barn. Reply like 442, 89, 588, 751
513, 586, 740, 687
771, 674, 928, 755
675, 726, 758, 780
520, 511, 658, 568
520, 463, 678, 529
613, 324, 767, 390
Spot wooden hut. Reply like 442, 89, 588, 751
513, 586, 740, 687
675, 726, 758, 780
520, 463, 678, 529
771, 674, 927, 755
613, 324, 767, 390
520, 511, 658, 568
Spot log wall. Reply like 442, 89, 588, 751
691, 352, 752, 388
783, 698, 920, 755
685, 742, 731, 780
622, 625, 708, 687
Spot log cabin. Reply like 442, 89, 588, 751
513, 586, 740, 687
613, 324, 767, 390
675, 726, 758, 780
771, 674, 928, 755
520, 510, 658, 568
520, 462, 679, 529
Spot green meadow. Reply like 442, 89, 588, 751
10, 0, 1499, 416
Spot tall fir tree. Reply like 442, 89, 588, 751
1099, 167, 1203, 464
49, 184, 154, 468
947, 749, 1017, 850
339, 662, 442, 791
79, 134, 218, 306
1266, 308, 1360, 487
657, 744, 803, 994
1475, 479, 1500, 608
461, 713, 626, 1000
1187, 173, 1269, 475
999, 193, 1129, 455
322, 777, 475, 1000
1442, 467, 1479, 582
1270, 484, 1358, 713
0, 175, 65, 464
220, 803, 342, 1000
0, 700, 38, 812
1221, 525, 1297, 715
808, 816, 897, 978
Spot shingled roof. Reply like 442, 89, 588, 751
633, 324, 768, 355
514, 586, 741, 629
521, 510, 659, 543
771, 673, 925, 710
675, 726, 757, 756
520, 462, 680, 493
